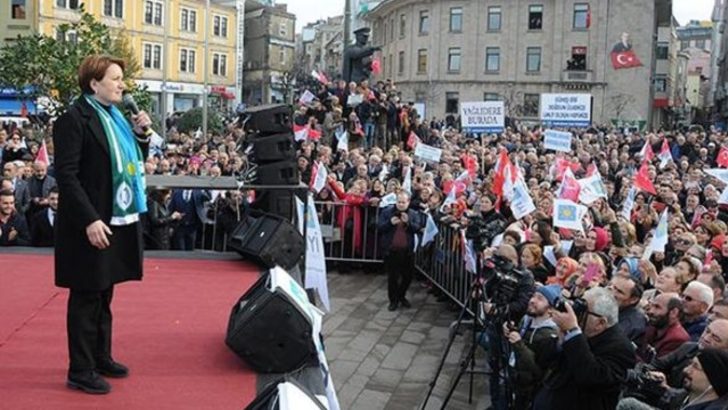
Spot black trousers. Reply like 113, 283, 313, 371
384, 248, 414, 304
67, 287, 114, 373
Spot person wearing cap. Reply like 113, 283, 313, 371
502, 284, 561, 410
535, 287, 635, 410
681, 348, 728, 409
341, 27, 381, 84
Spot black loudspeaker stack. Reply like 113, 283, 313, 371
227, 212, 304, 270
226, 273, 318, 374
244, 104, 299, 220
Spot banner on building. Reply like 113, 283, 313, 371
460, 101, 505, 134
540, 93, 592, 128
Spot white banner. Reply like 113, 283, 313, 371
540, 93, 592, 128
460, 101, 504, 134
510, 178, 536, 219
296, 195, 331, 312
414, 143, 443, 163
552, 199, 587, 231
543, 130, 573, 152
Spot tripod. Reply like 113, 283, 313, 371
420, 267, 515, 409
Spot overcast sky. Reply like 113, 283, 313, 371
281, 0, 716, 33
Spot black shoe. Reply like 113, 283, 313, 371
67, 370, 111, 394
96, 360, 129, 378
400, 298, 411, 308
388, 302, 399, 311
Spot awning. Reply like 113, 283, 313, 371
0, 99, 36, 116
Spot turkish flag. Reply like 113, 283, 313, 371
634, 162, 656, 195
35, 139, 50, 166
611, 50, 642, 69
406, 131, 420, 149
718, 146, 728, 168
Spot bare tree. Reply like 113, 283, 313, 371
608, 93, 636, 121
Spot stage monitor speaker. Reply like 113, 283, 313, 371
245, 378, 327, 410
227, 213, 304, 270
226, 274, 318, 374
250, 132, 296, 163
244, 104, 292, 134
255, 161, 299, 185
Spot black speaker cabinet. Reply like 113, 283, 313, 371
255, 161, 299, 185
226, 274, 318, 374
250, 191, 297, 221
244, 104, 292, 134
227, 213, 304, 270
250, 132, 296, 163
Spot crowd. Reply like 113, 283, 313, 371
3, 75, 728, 409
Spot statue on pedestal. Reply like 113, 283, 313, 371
342, 27, 381, 84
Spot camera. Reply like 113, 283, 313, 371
554, 296, 588, 319
481, 254, 527, 321
621, 364, 684, 409
465, 216, 506, 251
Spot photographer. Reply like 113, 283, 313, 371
377, 191, 423, 311
502, 284, 561, 410
482, 244, 535, 410
534, 287, 636, 410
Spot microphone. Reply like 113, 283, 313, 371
122, 93, 153, 137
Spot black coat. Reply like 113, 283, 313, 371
30, 208, 55, 247
377, 206, 423, 258
142, 199, 174, 250
536, 326, 636, 410
53, 97, 148, 291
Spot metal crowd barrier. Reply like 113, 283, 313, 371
313, 200, 383, 263
413, 221, 471, 310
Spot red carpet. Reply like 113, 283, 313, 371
0, 253, 259, 409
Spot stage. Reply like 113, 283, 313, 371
0, 249, 259, 409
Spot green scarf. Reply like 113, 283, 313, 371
84, 95, 147, 225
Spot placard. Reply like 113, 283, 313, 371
540, 93, 591, 128
543, 130, 573, 152
460, 101, 504, 133
414, 143, 442, 163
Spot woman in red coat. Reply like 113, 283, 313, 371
328, 176, 367, 259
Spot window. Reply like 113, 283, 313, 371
528, 5, 543, 30
446, 92, 459, 114
419, 10, 429, 34
143, 43, 162, 69
488, 6, 501, 31
400, 14, 406, 38
279, 22, 287, 37
180, 48, 196, 73
486, 47, 500, 72
696, 39, 706, 49
573, 4, 589, 29
568, 46, 587, 70
145, 1, 163, 25
654, 75, 667, 93
213, 53, 227, 76
398, 51, 405, 75
390, 18, 394, 41
450, 7, 463, 32
388, 53, 393, 78
523, 93, 540, 117
526, 47, 541, 72
417, 49, 427, 74
448, 48, 461, 72
11, 0, 26, 19
484, 93, 501, 101
279, 48, 286, 63
214, 16, 229, 37
55, 28, 78, 44
656, 42, 669, 60
103, 0, 123, 18
56, 0, 79, 9
181, 8, 197, 32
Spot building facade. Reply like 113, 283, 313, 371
36, 0, 240, 115
1, 0, 36, 44
677, 20, 713, 52
367, 0, 674, 130
243, 2, 296, 104
300, 16, 345, 80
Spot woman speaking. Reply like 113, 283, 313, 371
53, 55, 151, 394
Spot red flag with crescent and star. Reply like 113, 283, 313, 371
611, 50, 642, 69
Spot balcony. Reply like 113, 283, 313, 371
561, 69, 593, 83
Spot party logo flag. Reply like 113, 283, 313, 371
553, 199, 587, 232
578, 172, 608, 205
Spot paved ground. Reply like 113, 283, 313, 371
323, 270, 491, 410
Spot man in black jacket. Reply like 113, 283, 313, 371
0, 188, 30, 246
30, 186, 58, 247
610, 275, 647, 345
377, 191, 423, 311
534, 287, 636, 410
